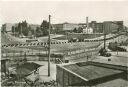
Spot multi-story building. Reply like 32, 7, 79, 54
83, 27, 93, 34
52, 23, 63, 31
78, 23, 86, 28
63, 22, 79, 31
89, 21, 103, 33
89, 21, 124, 34
53, 22, 79, 31
103, 21, 119, 34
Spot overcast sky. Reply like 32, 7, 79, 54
0, 1, 128, 26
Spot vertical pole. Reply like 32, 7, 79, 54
117, 36, 119, 55
104, 33, 106, 49
34, 30, 36, 39
48, 15, 51, 76
86, 17, 89, 34
117, 29, 120, 55
103, 25, 106, 49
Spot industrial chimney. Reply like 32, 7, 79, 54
86, 17, 89, 33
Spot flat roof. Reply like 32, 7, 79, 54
63, 62, 124, 81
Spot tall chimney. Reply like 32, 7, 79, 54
86, 17, 89, 33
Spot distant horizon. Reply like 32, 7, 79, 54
0, 1, 128, 26
2, 19, 126, 25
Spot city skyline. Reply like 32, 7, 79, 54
0, 1, 128, 26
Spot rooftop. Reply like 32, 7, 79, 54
63, 61, 124, 81
15, 62, 42, 78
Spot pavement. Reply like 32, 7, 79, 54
28, 61, 56, 82
93, 52, 128, 67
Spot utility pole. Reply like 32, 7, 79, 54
116, 28, 120, 55
48, 15, 51, 76
104, 33, 106, 49
117, 32, 119, 55
103, 26, 106, 49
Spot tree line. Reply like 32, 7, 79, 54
11, 20, 53, 37
11, 20, 84, 37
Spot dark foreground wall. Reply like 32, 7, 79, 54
56, 65, 85, 87
56, 62, 128, 87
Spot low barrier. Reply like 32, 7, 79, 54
2, 33, 125, 48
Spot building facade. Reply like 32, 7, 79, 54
52, 23, 63, 31
53, 22, 79, 31
83, 27, 93, 34
89, 21, 124, 34
103, 21, 119, 34
89, 21, 103, 33
63, 22, 79, 31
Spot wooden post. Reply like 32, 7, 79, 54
104, 33, 106, 49
48, 15, 51, 76
117, 36, 119, 55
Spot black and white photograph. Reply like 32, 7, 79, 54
0, 0, 128, 87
